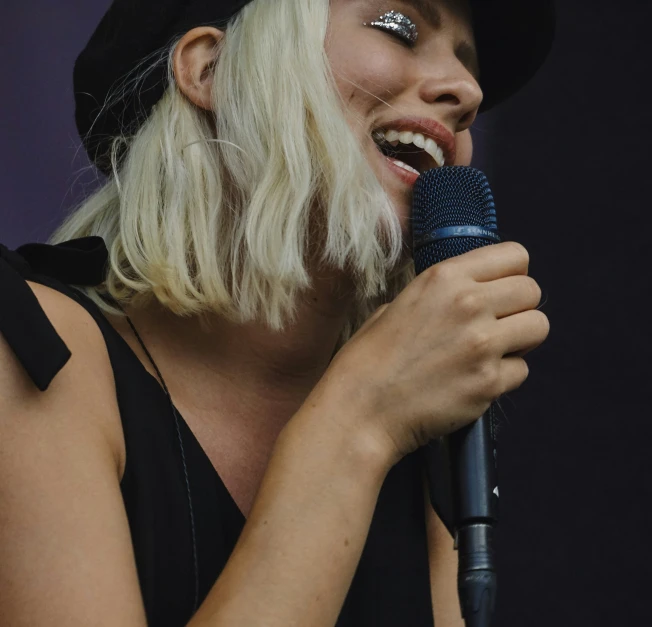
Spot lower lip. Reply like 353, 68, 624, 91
379, 151, 420, 186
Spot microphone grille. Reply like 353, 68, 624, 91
412, 167, 499, 274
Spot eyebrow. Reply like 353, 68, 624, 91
402, 0, 443, 29
395, 0, 481, 80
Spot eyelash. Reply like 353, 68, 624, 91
377, 26, 417, 47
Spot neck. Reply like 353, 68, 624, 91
122, 269, 356, 418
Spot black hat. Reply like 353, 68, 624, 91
74, 0, 556, 173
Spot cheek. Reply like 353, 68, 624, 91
454, 130, 474, 166
328, 44, 408, 114
356, 48, 407, 86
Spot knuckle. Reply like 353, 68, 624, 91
524, 277, 542, 304
508, 359, 530, 392
533, 310, 551, 337
424, 261, 454, 286
465, 327, 493, 358
454, 289, 484, 318
477, 361, 502, 399
505, 241, 530, 268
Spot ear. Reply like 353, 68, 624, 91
173, 26, 225, 111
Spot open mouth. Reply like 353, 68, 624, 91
372, 129, 446, 175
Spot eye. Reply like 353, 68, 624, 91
367, 11, 419, 47
374, 24, 417, 47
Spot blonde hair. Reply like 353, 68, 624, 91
52, 0, 415, 344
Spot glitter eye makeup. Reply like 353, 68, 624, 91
367, 10, 419, 45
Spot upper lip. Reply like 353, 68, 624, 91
373, 116, 457, 167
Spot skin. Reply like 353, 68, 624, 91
0, 1, 550, 626
128, 0, 482, 518
324, 0, 481, 236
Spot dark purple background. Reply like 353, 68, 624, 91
0, 0, 499, 249
3, 1, 652, 625
0, 0, 109, 247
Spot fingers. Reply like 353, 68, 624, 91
486, 275, 542, 319
497, 309, 550, 357
500, 356, 530, 394
442, 241, 530, 283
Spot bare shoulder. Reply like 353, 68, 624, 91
0, 283, 145, 625
0, 280, 125, 476
26, 280, 109, 351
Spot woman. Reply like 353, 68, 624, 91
0, 0, 554, 625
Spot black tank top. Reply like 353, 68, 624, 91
0, 238, 453, 627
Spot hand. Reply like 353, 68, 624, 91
326, 242, 549, 465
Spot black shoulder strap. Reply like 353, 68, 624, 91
0, 237, 108, 391
1, 236, 458, 533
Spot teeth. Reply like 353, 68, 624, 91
373, 127, 446, 168
424, 138, 445, 168
388, 158, 420, 176
385, 130, 400, 143
412, 133, 426, 149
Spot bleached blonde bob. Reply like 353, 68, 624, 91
52, 0, 415, 343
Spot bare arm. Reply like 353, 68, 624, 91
190, 380, 389, 626
1, 242, 547, 626
0, 284, 147, 626
0, 284, 391, 627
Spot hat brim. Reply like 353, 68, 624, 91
75, 0, 556, 171
471, 0, 556, 112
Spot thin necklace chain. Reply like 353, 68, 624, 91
124, 314, 200, 612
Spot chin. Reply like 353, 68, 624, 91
385, 195, 411, 238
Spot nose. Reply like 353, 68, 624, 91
418, 61, 483, 132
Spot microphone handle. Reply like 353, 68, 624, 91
449, 406, 499, 627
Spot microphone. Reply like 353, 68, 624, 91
412, 166, 501, 627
